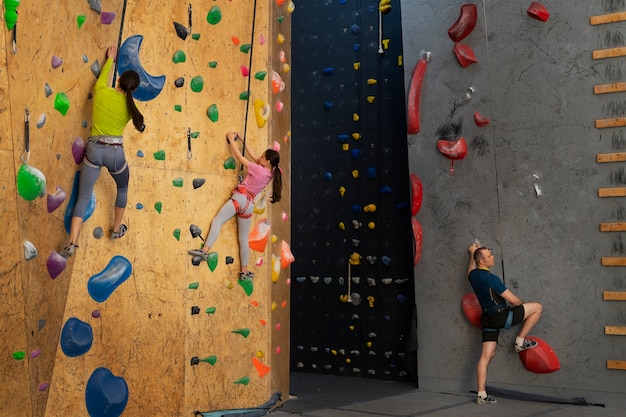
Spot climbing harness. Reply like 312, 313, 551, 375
231, 186, 255, 219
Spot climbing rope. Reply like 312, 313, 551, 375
112, 0, 129, 87
21, 107, 30, 163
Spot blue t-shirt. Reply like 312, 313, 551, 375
468, 268, 507, 310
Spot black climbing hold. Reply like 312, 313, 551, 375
225, 256, 234, 264
189, 224, 203, 239
174, 22, 188, 40
174, 77, 185, 88
191, 256, 203, 266
190, 356, 200, 366
191, 306, 200, 315
192, 178, 205, 189
93, 227, 104, 239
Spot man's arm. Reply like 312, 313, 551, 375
500, 289, 523, 306
467, 242, 479, 275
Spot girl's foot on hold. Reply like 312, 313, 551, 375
60, 243, 78, 259
111, 224, 127, 239
188, 248, 209, 261
239, 271, 254, 280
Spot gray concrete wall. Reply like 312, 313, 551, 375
402, 0, 626, 405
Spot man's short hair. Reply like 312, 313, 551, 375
473, 247, 490, 264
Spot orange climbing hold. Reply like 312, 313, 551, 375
249, 218, 271, 252
280, 240, 295, 269
252, 357, 271, 377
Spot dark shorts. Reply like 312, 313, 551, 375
481, 305, 525, 343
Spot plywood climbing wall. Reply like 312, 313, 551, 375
1, 0, 292, 416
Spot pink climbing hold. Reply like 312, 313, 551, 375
240, 65, 249, 77
527, 2, 549, 22
448, 4, 477, 43
453, 43, 478, 68
51, 56, 63, 69
474, 111, 491, 127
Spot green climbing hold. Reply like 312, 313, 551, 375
232, 328, 250, 338
12, 351, 25, 360
77, 15, 86, 29
238, 277, 254, 296
16, 164, 46, 201
188, 282, 199, 289
154, 150, 165, 160
174, 104, 182, 112
207, 6, 222, 25
190, 131, 200, 138
54, 92, 70, 116
155, 202, 162, 214
207, 104, 218, 122
240, 44, 251, 53
208, 61, 217, 68
173, 229, 181, 241
239, 91, 250, 100
278, 16, 284, 24
254, 71, 267, 81
224, 157, 236, 170
173, 50, 186, 63
234, 376, 250, 385
205, 307, 216, 314
173, 177, 183, 187
190, 76, 204, 92
207, 252, 218, 272
201, 356, 217, 365
191, 33, 201, 40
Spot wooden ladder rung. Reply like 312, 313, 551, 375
602, 257, 626, 266
597, 153, 626, 162
593, 47, 626, 60
600, 222, 626, 231
599, 188, 626, 197
594, 82, 626, 94
604, 291, 626, 300
596, 117, 626, 129
605, 326, 626, 335
607, 360, 626, 370
590, 11, 626, 25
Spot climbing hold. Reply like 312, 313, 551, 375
51, 55, 63, 69
349, 252, 361, 265
100, 11, 115, 24
453, 43, 478, 68
153, 150, 165, 160
280, 240, 295, 269
190, 76, 204, 92
47, 251, 67, 279
352, 170, 359, 178
92, 310, 101, 318
93, 227, 104, 239
188, 282, 199, 289
379, 0, 391, 13
88, 256, 132, 302
351, 204, 361, 213
136, 150, 144, 157
474, 111, 491, 127
410, 173, 423, 216
174, 104, 182, 111
350, 149, 362, 160
255, 71, 267, 80
240, 44, 251, 53
323, 102, 333, 110
4, 0, 19, 30
12, 351, 25, 360
192, 178, 205, 189
351, 24, 360, 35
154, 202, 162, 213
23, 241, 38, 260
287, 1, 296, 13
518, 336, 560, 373
338, 222, 345, 230
207, 252, 218, 271
352, 132, 361, 140
527, 2, 549, 22
189, 224, 203, 239
448, 4, 477, 43
407, 51, 430, 134
272, 254, 281, 282
207, 103, 219, 122
172, 177, 183, 187
277, 33, 285, 44
339, 186, 346, 197
54, 93, 70, 115
118, 35, 166, 101
174, 77, 185, 88
322, 67, 334, 76
232, 328, 251, 338
47, 186, 66, 213
44, 83, 53, 97
253, 357, 271, 377
381, 256, 391, 265
240, 91, 250, 100
324, 172, 332, 181
438, 137, 468, 174
173, 229, 181, 241
234, 376, 250, 385
271, 71, 285, 93
337, 133, 349, 143
201, 356, 218, 365
276, 100, 284, 112
207, 6, 222, 24
363, 204, 376, 213
367, 96, 376, 103
172, 50, 186, 63
206, 307, 216, 314
238, 275, 254, 296
36, 113, 46, 129
85, 367, 129, 417
249, 218, 271, 252
72, 137, 86, 164
254, 99, 270, 128
38, 383, 49, 391
174, 22, 188, 40
60, 317, 93, 357
367, 296, 375, 308
208, 61, 217, 68
240, 65, 249, 77
224, 157, 236, 169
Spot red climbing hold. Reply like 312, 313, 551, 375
409, 173, 423, 217
448, 4, 477, 43
453, 43, 478, 68
437, 137, 468, 160
411, 217, 422, 266
407, 52, 430, 134
462, 293, 482, 329
518, 336, 560, 374
474, 111, 491, 127
527, 2, 549, 22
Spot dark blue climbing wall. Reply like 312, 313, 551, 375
291, 0, 416, 381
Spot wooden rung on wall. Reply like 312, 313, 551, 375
607, 360, 626, 370
600, 222, 626, 231
593, 47, 626, 60
597, 153, 626, 163
595, 117, 626, 129
594, 82, 626, 94
601, 257, 626, 266
605, 326, 626, 335
598, 188, 626, 197
590, 11, 626, 25
604, 291, 626, 300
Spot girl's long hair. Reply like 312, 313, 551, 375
119, 70, 145, 132
264, 149, 282, 203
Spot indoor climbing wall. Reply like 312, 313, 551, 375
291, 1, 416, 380
1, 0, 292, 416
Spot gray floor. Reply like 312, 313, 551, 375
272, 373, 626, 416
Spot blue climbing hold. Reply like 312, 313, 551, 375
381, 256, 392, 265
88, 256, 132, 302
322, 67, 334, 76
60, 317, 93, 357
323, 172, 332, 181
380, 185, 392, 193
366, 167, 377, 179
350, 149, 362, 160
64, 170, 96, 233
117, 35, 166, 101
337, 134, 349, 143
85, 367, 129, 417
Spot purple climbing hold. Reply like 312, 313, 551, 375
47, 251, 67, 279
51, 55, 63, 69
72, 137, 86, 164
47, 185, 66, 213
100, 11, 115, 24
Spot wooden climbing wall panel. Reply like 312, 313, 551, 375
1, 0, 292, 416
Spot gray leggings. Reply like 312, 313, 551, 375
73, 141, 129, 218
205, 192, 253, 266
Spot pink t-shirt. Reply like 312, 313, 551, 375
238, 163, 273, 198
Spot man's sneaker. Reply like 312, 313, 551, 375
111, 224, 127, 239
239, 271, 255, 280
188, 249, 209, 261
476, 395, 497, 404
515, 338, 538, 352
60, 243, 78, 259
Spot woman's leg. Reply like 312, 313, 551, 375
69, 160, 102, 245
107, 147, 129, 236
236, 203, 254, 272
202, 198, 237, 252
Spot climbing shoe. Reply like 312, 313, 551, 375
188, 249, 209, 261
515, 339, 538, 352
110, 224, 127, 239
475, 395, 497, 404
60, 243, 78, 259
239, 271, 255, 280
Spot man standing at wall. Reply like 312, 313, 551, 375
467, 242, 543, 404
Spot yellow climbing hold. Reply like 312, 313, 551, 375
368, 222, 376, 230
353, 113, 360, 121
338, 222, 345, 230
367, 78, 377, 85
352, 133, 361, 140
363, 204, 376, 213
349, 252, 361, 265
342, 143, 349, 151
254, 99, 270, 128
353, 62, 360, 70
367, 96, 375, 103
339, 186, 346, 197
277, 33, 285, 44
352, 170, 359, 178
